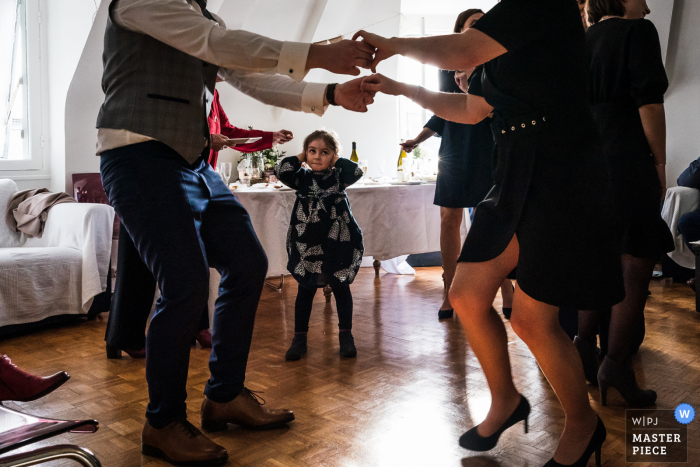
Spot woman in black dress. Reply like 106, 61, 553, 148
576, 0, 673, 407
357, 0, 624, 464
402, 9, 513, 321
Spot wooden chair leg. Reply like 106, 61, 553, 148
324, 284, 332, 303
264, 275, 284, 291
373, 259, 381, 277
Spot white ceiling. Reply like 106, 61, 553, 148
401, 0, 498, 16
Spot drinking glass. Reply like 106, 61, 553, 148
359, 159, 369, 183
376, 159, 386, 182
220, 162, 232, 185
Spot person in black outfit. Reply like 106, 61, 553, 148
276, 130, 364, 360
677, 158, 700, 257
357, 0, 624, 463
577, 0, 673, 409
106, 227, 213, 359
401, 9, 514, 321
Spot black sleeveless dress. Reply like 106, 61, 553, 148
427, 69, 494, 208
275, 156, 364, 289
457, 0, 625, 310
587, 18, 674, 259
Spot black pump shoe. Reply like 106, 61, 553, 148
459, 395, 530, 451
339, 331, 357, 358
598, 356, 656, 407
501, 307, 512, 320
543, 416, 606, 467
438, 308, 454, 319
285, 334, 307, 361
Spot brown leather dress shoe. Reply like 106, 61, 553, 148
142, 419, 227, 466
0, 355, 70, 402
201, 388, 295, 432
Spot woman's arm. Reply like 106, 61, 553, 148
401, 128, 437, 153
362, 74, 493, 125
639, 103, 667, 199
353, 29, 506, 73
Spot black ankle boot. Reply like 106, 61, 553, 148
574, 336, 600, 386
339, 331, 357, 358
543, 416, 606, 467
459, 395, 530, 451
598, 356, 656, 407
285, 334, 307, 361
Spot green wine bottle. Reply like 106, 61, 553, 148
350, 142, 359, 163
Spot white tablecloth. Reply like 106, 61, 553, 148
231, 182, 469, 276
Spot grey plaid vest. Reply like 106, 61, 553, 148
96, 0, 219, 163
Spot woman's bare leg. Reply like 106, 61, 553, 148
510, 287, 598, 464
449, 236, 521, 436
440, 207, 465, 311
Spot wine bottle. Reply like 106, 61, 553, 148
397, 140, 407, 182
350, 142, 359, 163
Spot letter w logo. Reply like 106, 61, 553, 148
680, 410, 691, 418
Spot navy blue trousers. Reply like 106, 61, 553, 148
678, 208, 700, 248
101, 141, 268, 427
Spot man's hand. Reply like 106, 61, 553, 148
307, 40, 375, 76
211, 134, 234, 152
361, 73, 408, 97
352, 30, 396, 73
333, 77, 376, 113
400, 139, 419, 153
273, 130, 294, 145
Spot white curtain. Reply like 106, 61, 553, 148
0, 0, 21, 157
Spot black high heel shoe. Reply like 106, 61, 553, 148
459, 395, 530, 451
598, 356, 656, 407
543, 415, 606, 467
438, 308, 454, 319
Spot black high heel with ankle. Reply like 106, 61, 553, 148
573, 336, 599, 386
501, 284, 515, 320
543, 415, 606, 467
438, 308, 454, 319
459, 395, 530, 451
598, 356, 656, 407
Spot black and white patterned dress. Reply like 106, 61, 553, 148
275, 156, 364, 289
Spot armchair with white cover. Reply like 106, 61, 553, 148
0, 179, 114, 330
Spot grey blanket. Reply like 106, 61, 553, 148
5, 188, 76, 238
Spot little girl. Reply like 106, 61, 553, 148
275, 130, 364, 360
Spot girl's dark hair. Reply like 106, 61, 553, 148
453, 9, 484, 33
587, 0, 625, 24
303, 129, 342, 156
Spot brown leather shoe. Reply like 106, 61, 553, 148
201, 388, 295, 432
141, 419, 227, 466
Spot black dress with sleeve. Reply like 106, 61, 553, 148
457, 0, 625, 310
426, 68, 494, 208
275, 156, 364, 290
587, 18, 674, 259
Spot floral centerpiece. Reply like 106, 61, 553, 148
236, 127, 287, 182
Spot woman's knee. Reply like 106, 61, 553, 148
509, 307, 559, 343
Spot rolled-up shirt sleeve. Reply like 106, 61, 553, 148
221, 69, 327, 116
112, 0, 309, 80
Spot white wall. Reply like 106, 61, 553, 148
664, 0, 700, 187
43, 0, 97, 193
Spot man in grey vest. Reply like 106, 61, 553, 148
96, 0, 376, 464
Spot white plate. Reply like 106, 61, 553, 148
227, 137, 262, 145
389, 181, 422, 185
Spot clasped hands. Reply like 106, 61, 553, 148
309, 31, 403, 113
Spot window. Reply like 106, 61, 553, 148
1, 0, 43, 170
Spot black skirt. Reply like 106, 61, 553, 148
459, 105, 625, 310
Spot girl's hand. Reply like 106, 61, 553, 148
361, 73, 407, 97
331, 154, 340, 167
296, 151, 306, 163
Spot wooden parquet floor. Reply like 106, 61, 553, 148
2, 267, 700, 466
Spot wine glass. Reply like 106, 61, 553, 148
359, 159, 369, 184
221, 162, 232, 186
376, 159, 386, 182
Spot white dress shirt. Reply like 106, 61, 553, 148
97, 0, 327, 155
